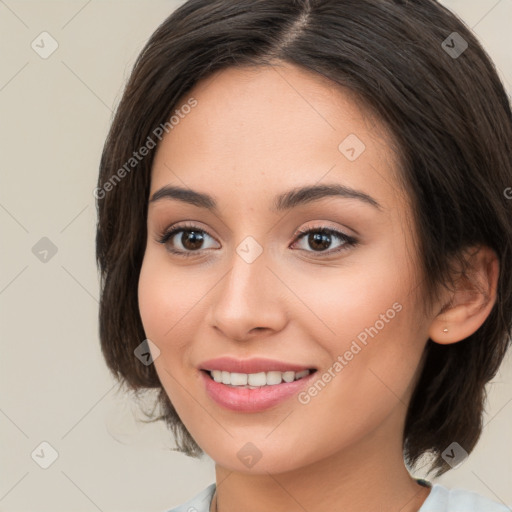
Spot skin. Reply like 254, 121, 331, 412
137, 62, 499, 512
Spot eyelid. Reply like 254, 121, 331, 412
292, 222, 356, 242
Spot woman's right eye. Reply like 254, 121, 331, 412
157, 224, 219, 257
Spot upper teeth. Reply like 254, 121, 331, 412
209, 369, 312, 387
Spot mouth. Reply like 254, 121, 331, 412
201, 368, 318, 389
200, 366, 319, 412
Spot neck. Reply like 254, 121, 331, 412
212, 405, 431, 512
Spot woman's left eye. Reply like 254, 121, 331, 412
292, 226, 358, 255
156, 223, 358, 258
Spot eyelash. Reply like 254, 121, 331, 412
155, 222, 358, 258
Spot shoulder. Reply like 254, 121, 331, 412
420, 483, 511, 512
164, 482, 216, 512
163, 481, 511, 512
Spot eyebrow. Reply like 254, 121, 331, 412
149, 183, 382, 212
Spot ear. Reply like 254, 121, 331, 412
428, 245, 499, 345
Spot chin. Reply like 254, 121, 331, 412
199, 436, 317, 475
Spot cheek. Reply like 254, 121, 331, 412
289, 241, 410, 349
137, 251, 215, 379
137, 254, 192, 381
138, 255, 171, 341
138, 252, 198, 342
290, 244, 422, 409
137, 254, 194, 401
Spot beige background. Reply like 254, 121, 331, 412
1, 1, 511, 511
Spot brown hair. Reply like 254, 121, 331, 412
96, 0, 512, 477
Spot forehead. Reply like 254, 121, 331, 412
150, 63, 404, 212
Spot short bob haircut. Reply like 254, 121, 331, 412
96, 0, 512, 477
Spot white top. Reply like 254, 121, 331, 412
164, 482, 511, 512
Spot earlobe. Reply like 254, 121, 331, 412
428, 246, 499, 345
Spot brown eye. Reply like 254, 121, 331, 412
176, 230, 205, 251
292, 226, 358, 255
157, 223, 219, 257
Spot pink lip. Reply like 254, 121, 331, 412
199, 356, 315, 374
199, 368, 317, 413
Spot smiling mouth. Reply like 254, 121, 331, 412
202, 368, 317, 389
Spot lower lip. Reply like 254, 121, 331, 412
200, 370, 317, 412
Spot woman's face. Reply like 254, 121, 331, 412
138, 63, 434, 473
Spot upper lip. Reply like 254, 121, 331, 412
199, 357, 316, 374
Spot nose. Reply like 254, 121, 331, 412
207, 248, 288, 342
